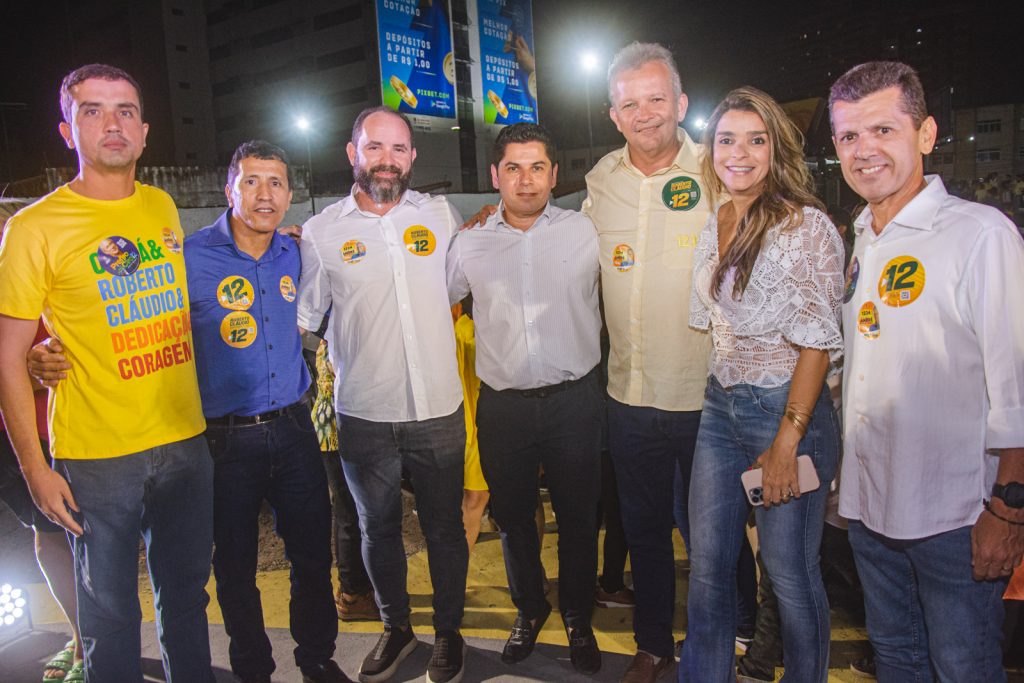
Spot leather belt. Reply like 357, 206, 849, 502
494, 367, 597, 399
207, 399, 308, 427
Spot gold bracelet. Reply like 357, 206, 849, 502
784, 409, 808, 436
785, 402, 813, 419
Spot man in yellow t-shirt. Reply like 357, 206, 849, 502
0, 64, 213, 683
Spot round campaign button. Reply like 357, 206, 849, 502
662, 176, 701, 211
220, 311, 257, 349
341, 240, 367, 265
279, 275, 296, 302
96, 236, 141, 277
877, 255, 925, 307
843, 256, 860, 303
161, 227, 182, 254
613, 244, 636, 272
217, 276, 255, 311
404, 225, 437, 256
857, 301, 881, 340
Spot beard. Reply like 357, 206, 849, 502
355, 163, 412, 204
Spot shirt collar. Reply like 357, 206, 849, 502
204, 209, 291, 259
338, 186, 423, 217
491, 200, 554, 232
853, 174, 947, 236
613, 127, 701, 176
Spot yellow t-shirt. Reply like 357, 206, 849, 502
0, 183, 205, 459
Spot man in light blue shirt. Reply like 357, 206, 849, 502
447, 123, 603, 676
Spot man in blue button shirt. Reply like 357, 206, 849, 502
185, 141, 350, 683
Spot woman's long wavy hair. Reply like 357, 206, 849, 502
701, 86, 824, 300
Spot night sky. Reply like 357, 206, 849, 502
1, 0, 1022, 184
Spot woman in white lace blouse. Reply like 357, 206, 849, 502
678, 87, 844, 683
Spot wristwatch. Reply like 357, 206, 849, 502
991, 482, 1024, 509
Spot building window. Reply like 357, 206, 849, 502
976, 148, 1001, 162
316, 46, 364, 71
976, 119, 1001, 134
210, 43, 231, 61
251, 26, 291, 47
175, 44, 188, 53
212, 77, 240, 96
313, 5, 362, 30
178, 81, 191, 90
182, 116, 194, 124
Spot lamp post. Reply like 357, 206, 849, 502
296, 116, 315, 214
580, 52, 599, 171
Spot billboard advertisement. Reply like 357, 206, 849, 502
376, 0, 456, 119
476, 0, 538, 125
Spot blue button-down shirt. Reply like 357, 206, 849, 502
184, 211, 310, 418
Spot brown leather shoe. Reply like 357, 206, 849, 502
336, 590, 381, 622
619, 651, 674, 683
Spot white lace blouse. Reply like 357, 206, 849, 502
689, 206, 844, 388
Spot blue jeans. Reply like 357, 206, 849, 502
848, 522, 1008, 683
477, 372, 602, 629
57, 434, 214, 683
206, 404, 336, 678
673, 461, 758, 636
607, 398, 700, 658
337, 406, 468, 632
680, 377, 838, 683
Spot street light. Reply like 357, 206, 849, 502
295, 116, 316, 214
580, 51, 599, 171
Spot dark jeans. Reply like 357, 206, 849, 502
477, 372, 602, 629
322, 450, 372, 595
206, 406, 336, 679
598, 447, 629, 593
607, 397, 701, 658
736, 549, 783, 681
57, 434, 214, 683
337, 406, 468, 632
849, 521, 1008, 682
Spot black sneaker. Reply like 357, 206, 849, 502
358, 625, 417, 683
567, 627, 601, 675
500, 603, 552, 664
426, 630, 466, 683
301, 660, 354, 683
850, 654, 877, 679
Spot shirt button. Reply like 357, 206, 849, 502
264, 317, 269, 322
268, 344, 273, 350
527, 320, 534, 326
271, 372, 276, 378
261, 289, 266, 294
271, 400, 277, 405
858, 374, 864, 381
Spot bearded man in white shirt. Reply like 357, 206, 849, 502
296, 107, 468, 683
831, 61, 1024, 682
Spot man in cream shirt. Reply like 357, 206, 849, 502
581, 41, 712, 683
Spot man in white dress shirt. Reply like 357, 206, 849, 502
447, 123, 603, 675
296, 107, 468, 683
831, 61, 1024, 681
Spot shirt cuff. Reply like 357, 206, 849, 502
296, 309, 324, 333
986, 406, 1024, 449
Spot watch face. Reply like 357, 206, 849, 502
997, 482, 1024, 508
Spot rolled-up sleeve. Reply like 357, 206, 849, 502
296, 226, 331, 332
963, 224, 1024, 449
